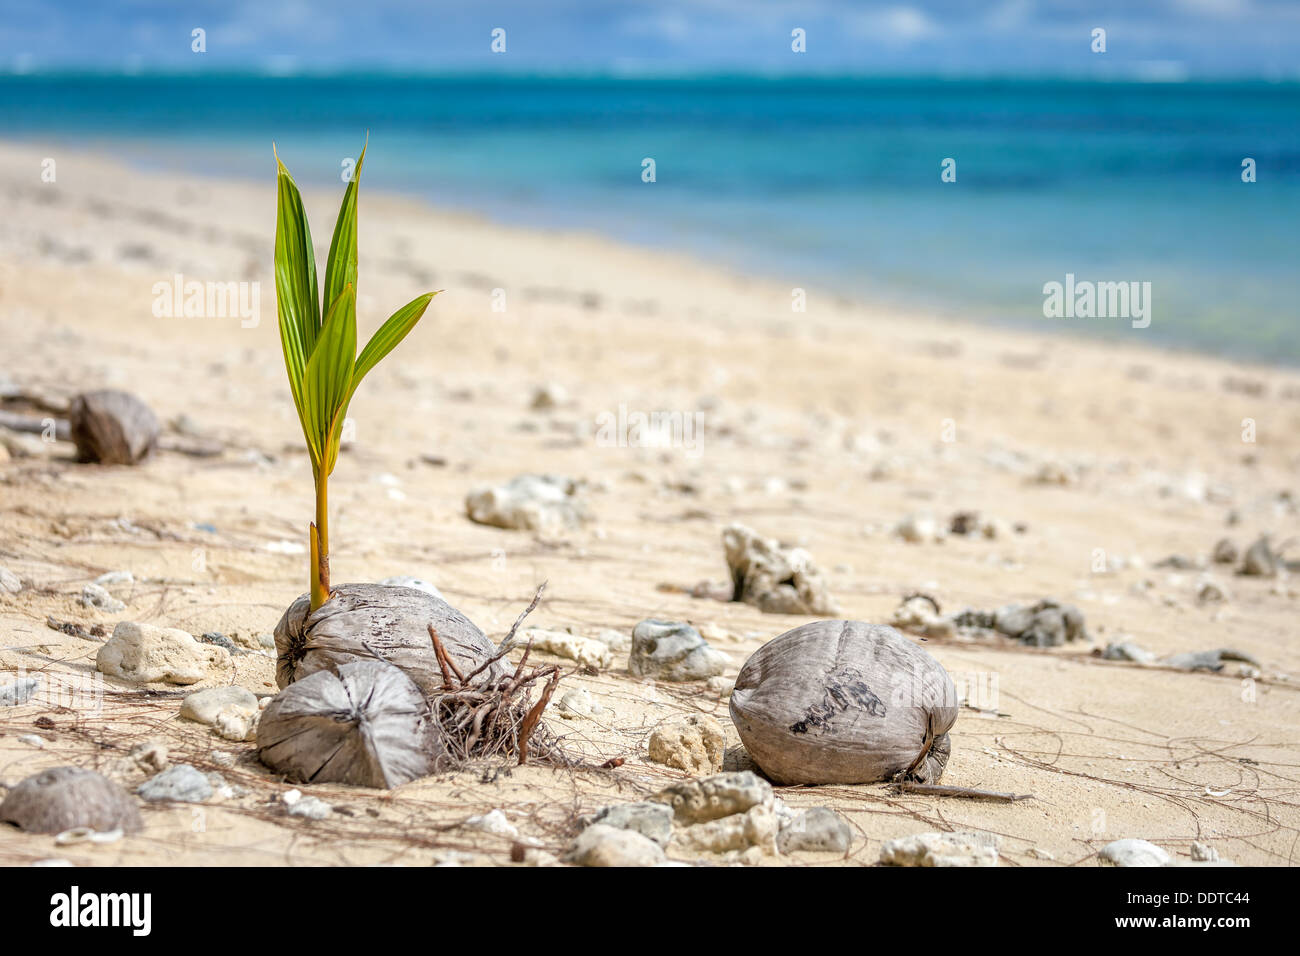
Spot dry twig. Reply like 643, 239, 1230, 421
891, 781, 1033, 802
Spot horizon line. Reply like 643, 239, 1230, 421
3, 64, 1300, 85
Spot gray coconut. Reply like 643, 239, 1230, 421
258, 659, 444, 788
274, 582, 504, 696
69, 389, 159, 465
0, 766, 143, 834
729, 620, 959, 785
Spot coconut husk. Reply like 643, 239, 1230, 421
0, 766, 143, 834
729, 620, 959, 785
257, 660, 444, 788
274, 583, 505, 696
68, 389, 159, 465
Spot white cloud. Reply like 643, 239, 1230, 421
985, 0, 1036, 31
620, 11, 694, 42
1170, 0, 1252, 17
850, 5, 941, 43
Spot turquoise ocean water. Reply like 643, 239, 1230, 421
2, 73, 1297, 361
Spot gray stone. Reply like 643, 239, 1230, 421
287, 796, 333, 821
564, 823, 665, 867
1101, 641, 1156, 664
0, 677, 40, 706
520, 629, 612, 669
651, 771, 773, 824
705, 676, 735, 698
97, 621, 230, 685
1241, 536, 1278, 577
199, 632, 245, 655
137, 764, 212, 803
1212, 539, 1238, 564
675, 804, 779, 855
1099, 838, 1170, 867
557, 688, 594, 718
0, 566, 21, 593
1161, 648, 1261, 672
722, 523, 840, 615
777, 807, 853, 854
648, 713, 726, 775
1196, 577, 1230, 604
589, 802, 674, 847
529, 383, 568, 411
629, 619, 727, 682
215, 708, 257, 741
889, 594, 956, 639
79, 583, 125, 614
881, 830, 999, 867
464, 808, 517, 836
180, 686, 258, 726
991, 599, 1087, 647
592, 629, 632, 653
465, 474, 589, 533
128, 742, 168, 773
895, 512, 944, 544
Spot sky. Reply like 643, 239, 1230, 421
2, 0, 1298, 78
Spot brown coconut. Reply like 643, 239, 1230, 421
729, 620, 959, 785
257, 659, 443, 787
69, 389, 159, 465
0, 766, 143, 834
274, 582, 504, 696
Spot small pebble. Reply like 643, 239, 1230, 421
199, 632, 245, 655
1099, 838, 1170, 867
465, 809, 518, 837
0, 677, 41, 706
79, 583, 125, 613
288, 796, 333, 820
54, 826, 124, 846
137, 764, 212, 803
0, 566, 21, 593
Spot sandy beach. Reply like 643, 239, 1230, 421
1, 138, 1298, 867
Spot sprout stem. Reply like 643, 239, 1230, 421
310, 469, 331, 610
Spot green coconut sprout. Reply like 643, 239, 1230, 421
273, 141, 439, 611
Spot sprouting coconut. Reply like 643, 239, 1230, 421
258, 141, 503, 784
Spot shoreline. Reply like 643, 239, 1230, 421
3, 134, 1295, 372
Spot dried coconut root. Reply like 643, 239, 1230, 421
427, 623, 566, 767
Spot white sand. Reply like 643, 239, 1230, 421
0, 140, 1298, 866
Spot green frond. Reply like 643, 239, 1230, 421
352, 291, 440, 399
304, 284, 357, 476
273, 150, 322, 460
323, 137, 367, 325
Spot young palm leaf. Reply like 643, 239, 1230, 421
273, 142, 440, 611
